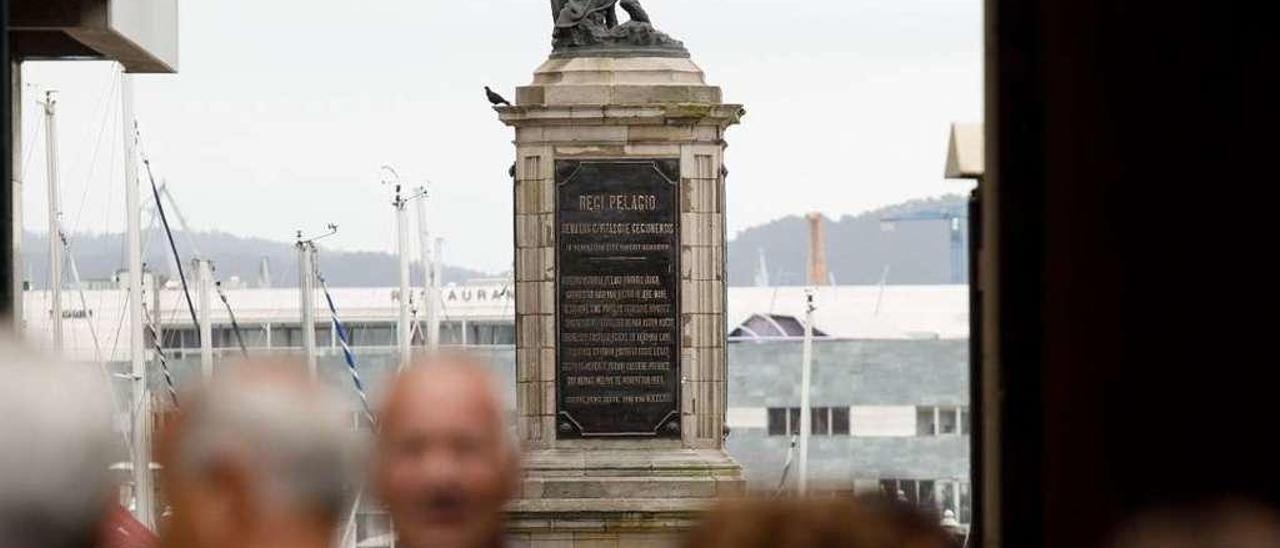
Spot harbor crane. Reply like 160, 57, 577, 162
880, 205, 969, 284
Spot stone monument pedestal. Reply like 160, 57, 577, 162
498, 54, 744, 546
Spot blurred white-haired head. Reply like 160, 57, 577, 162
160, 360, 362, 547
0, 337, 117, 548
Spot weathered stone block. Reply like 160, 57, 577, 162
540, 350, 557, 382
517, 248, 550, 282
551, 518, 607, 532
681, 177, 721, 214
696, 383, 724, 422
554, 144, 630, 158
530, 537, 575, 548
516, 126, 546, 144
679, 213, 722, 247
680, 146, 722, 178
517, 281, 552, 315
541, 315, 556, 350
516, 86, 546, 105
680, 246, 723, 283
544, 85, 613, 106
681, 314, 720, 348
516, 214, 555, 249
567, 536, 618, 548
552, 144, 627, 157
517, 314, 555, 349
517, 348, 538, 383
516, 148, 553, 181
516, 179, 555, 215
612, 85, 722, 105
623, 143, 682, 157
629, 125, 695, 142
692, 126, 720, 142
682, 347, 724, 383
539, 381, 556, 414
520, 415, 545, 445
544, 125, 629, 143
680, 280, 723, 315
519, 381, 544, 417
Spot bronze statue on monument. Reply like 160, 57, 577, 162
550, 0, 686, 56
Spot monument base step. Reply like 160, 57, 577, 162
507, 448, 742, 547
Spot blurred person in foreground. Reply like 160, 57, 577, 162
156, 360, 360, 548
684, 496, 956, 548
0, 337, 117, 548
373, 354, 519, 548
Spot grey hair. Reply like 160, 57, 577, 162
0, 341, 116, 548
175, 367, 362, 520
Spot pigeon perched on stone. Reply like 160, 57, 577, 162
485, 86, 512, 107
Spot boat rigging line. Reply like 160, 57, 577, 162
133, 121, 201, 346
214, 280, 250, 357
142, 302, 179, 407
314, 254, 376, 427
146, 179, 252, 358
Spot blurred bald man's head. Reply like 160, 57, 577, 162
158, 360, 360, 548
374, 354, 518, 548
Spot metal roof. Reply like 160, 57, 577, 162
22, 284, 968, 360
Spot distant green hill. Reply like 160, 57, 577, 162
21, 230, 491, 288
727, 195, 969, 286
22, 194, 967, 289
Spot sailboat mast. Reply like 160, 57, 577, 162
798, 289, 815, 495
414, 188, 433, 349
121, 66, 154, 529
430, 237, 443, 351
395, 187, 412, 368
41, 91, 63, 351
298, 239, 318, 378
197, 258, 213, 381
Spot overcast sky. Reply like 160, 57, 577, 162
18, 0, 980, 274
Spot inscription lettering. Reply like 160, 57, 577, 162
577, 194, 659, 212
556, 160, 681, 437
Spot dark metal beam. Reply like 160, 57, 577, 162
2, 0, 15, 322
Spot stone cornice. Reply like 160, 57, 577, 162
496, 104, 746, 129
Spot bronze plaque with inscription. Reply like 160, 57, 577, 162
556, 159, 681, 438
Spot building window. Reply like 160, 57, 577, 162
347, 323, 395, 347
238, 325, 269, 348
917, 407, 937, 436
439, 321, 464, 345
831, 407, 850, 435
899, 479, 919, 505
917, 406, 969, 437
918, 479, 937, 507
767, 407, 851, 437
466, 323, 516, 346
939, 407, 958, 434
160, 328, 197, 349
270, 326, 301, 348
767, 408, 788, 436
879, 478, 972, 524
811, 407, 830, 436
